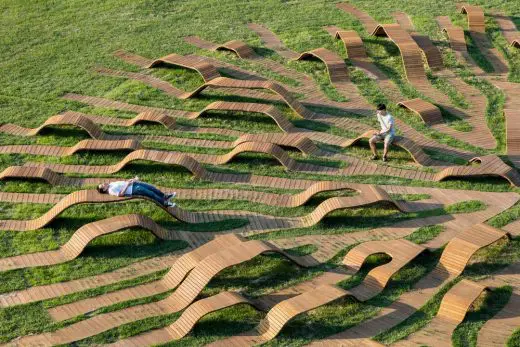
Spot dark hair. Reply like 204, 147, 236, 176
97, 185, 105, 194
377, 103, 386, 111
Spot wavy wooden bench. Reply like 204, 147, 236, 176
0, 110, 178, 139
0, 173, 370, 210
108, 291, 253, 347
458, 4, 509, 74
332, 27, 494, 153
295, 48, 350, 83
435, 155, 520, 187
47, 234, 247, 321
184, 36, 257, 59
246, 23, 299, 59
0, 171, 408, 232
477, 262, 520, 346
36, 186, 407, 321
436, 16, 468, 52
336, 3, 378, 33
397, 98, 444, 125
371, 24, 427, 82
392, 12, 443, 69
0, 189, 230, 231
206, 239, 425, 346
0, 214, 192, 271
0, 113, 107, 139
493, 13, 520, 48
393, 279, 487, 346
459, 4, 486, 33
342, 130, 434, 166
0, 139, 141, 157
12, 239, 316, 346
64, 92, 373, 145
334, 30, 368, 59
107, 239, 423, 347
291, 48, 372, 115
19, 145, 317, 175
306, 223, 509, 346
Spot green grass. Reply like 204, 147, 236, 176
1, 0, 520, 345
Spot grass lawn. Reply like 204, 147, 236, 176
1, 0, 520, 346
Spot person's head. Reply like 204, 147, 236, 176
97, 183, 109, 194
376, 103, 387, 116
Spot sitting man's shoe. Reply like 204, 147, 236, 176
166, 192, 177, 200
370, 155, 378, 160
382, 156, 388, 162
165, 201, 176, 208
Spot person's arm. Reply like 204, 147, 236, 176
119, 181, 133, 197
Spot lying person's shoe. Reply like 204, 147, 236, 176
165, 201, 176, 208
167, 192, 177, 200
370, 155, 378, 160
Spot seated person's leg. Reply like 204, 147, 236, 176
369, 134, 381, 158
383, 134, 394, 159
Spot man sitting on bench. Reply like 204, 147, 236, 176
97, 177, 176, 207
369, 103, 395, 162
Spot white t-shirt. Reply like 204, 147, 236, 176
377, 113, 395, 135
108, 181, 133, 196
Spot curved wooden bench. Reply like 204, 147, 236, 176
459, 4, 486, 33
46, 184, 402, 321
371, 24, 427, 82
0, 113, 106, 139
459, 4, 509, 74
398, 98, 444, 125
477, 262, 520, 346
21, 145, 305, 175
436, 16, 468, 53
94, 66, 185, 97
207, 239, 425, 346
67, 73, 318, 119
394, 279, 487, 346
392, 12, 443, 69
342, 130, 434, 166
0, 139, 141, 157
2, 100, 180, 137
336, 3, 378, 33
0, 214, 191, 271
295, 48, 349, 83
334, 30, 368, 59
493, 13, 520, 48
435, 155, 520, 187
110, 292, 252, 346
392, 12, 414, 32
47, 233, 246, 321
246, 23, 299, 59
0, 189, 229, 231
435, 223, 508, 276
303, 223, 509, 346
184, 36, 257, 59
14, 240, 315, 346
199, 100, 297, 131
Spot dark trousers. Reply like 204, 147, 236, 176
128, 182, 166, 204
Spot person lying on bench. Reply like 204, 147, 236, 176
369, 103, 395, 162
97, 177, 176, 207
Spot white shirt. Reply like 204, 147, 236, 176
108, 181, 133, 196
377, 113, 395, 135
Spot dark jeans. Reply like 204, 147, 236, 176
127, 182, 166, 204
